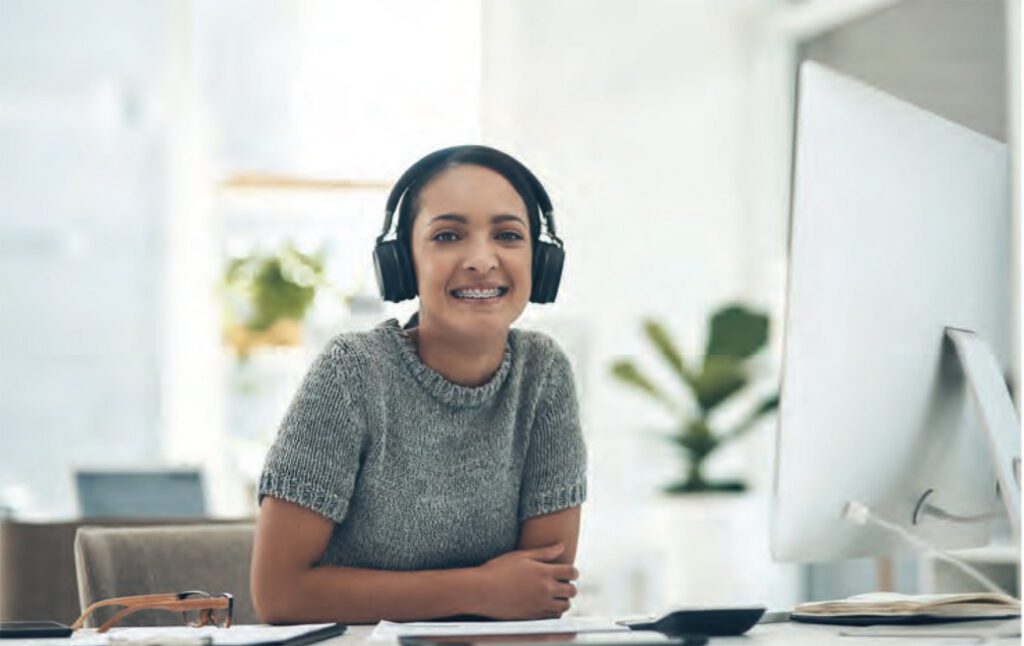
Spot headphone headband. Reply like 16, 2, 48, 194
378, 145, 557, 245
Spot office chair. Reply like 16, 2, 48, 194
74, 524, 257, 628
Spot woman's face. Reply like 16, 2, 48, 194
410, 164, 533, 339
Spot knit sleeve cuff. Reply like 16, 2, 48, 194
518, 480, 587, 522
258, 470, 351, 524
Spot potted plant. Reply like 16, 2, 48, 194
609, 304, 794, 607
222, 243, 326, 358
609, 303, 779, 493
220, 243, 329, 509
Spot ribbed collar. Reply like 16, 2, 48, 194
378, 318, 514, 408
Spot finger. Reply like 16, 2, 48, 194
551, 564, 579, 581
548, 598, 571, 615
523, 542, 565, 560
554, 582, 577, 599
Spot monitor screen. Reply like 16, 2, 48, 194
76, 469, 206, 518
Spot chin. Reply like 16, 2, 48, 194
443, 305, 524, 338
449, 312, 514, 338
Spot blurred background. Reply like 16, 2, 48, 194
1, 0, 1019, 618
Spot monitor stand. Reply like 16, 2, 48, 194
937, 327, 1022, 539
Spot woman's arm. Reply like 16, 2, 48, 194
517, 341, 586, 564
251, 497, 578, 624
251, 497, 481, 623
516, 506, 582, 564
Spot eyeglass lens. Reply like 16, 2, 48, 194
178, 591, 230, 627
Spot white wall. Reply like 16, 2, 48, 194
480, 0, 798, 613
804, 0, 1007, 142
0, 0, 171, 518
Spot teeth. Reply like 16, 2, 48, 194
453, 288, 504, 299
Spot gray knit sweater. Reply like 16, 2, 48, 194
258, 318, 587, 571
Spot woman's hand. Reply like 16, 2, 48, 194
474, 543, 579, 619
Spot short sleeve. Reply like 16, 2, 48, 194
518, 343, 588, 521
258, 339, 364, 524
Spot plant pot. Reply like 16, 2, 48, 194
645, 492, 800, 610
224, 319, 303, 357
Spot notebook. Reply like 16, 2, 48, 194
791, 592, 1021, 625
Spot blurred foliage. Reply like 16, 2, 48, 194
610, 304, 779, 494
222, 243, 326, 357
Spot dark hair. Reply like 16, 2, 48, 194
394, 148, 542, 260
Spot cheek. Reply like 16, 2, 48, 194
414, 249, 454, 289
509, 249, 534, 287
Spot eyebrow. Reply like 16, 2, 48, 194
427, 213, 527, 226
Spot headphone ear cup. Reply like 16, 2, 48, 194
530, 241, 564, 304
374, 240, 418, 302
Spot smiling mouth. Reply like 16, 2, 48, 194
450, 287, 509, 301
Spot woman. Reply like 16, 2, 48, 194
250, 146, 586, 624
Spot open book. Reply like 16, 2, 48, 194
792, 592, 1021, 624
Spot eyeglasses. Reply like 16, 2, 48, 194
71, 591, 234, 633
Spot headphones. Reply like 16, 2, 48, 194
373, 145, 564, 304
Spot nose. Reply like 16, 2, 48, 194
462, 236, 498, 273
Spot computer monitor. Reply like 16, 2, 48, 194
75, 468, 207, 518
772, 62, 1017, 562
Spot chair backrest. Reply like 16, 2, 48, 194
0, 518, 236, 624
74, 524, 257, 627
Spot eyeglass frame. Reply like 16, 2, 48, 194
71, 591, 234, 633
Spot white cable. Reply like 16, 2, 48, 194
842, 501, 1012, 597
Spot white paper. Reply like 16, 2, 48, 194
26, 624, 337, 646
370, 618, 628, 641
15, 631, 109, 646
111, 623, 337, 645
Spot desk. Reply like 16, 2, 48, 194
323, 621, 1019, 646
63, 620, 1020, 645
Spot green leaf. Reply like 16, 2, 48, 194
280, 245, 325, 287
642, 319, 693, 388
754, 394, 780, 415
704, 304, 770, 363
609, 359, 678, 414
691, 355, 747, 412
224, 244, 327, 332
224, 257, 248, 283
719, 394, 780, 445
249, 257, 316, 330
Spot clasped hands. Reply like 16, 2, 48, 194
474, 543, 579, 620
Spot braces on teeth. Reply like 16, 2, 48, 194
453, 288, 504, 299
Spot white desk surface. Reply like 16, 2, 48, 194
332, 620, 1020, 646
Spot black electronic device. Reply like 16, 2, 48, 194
617, 606, 766, 637
75, 468, 205, 518
259, 623, 347, 646
374, 145, 565, 305
0, 621, 73, 638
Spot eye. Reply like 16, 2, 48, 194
432, 231, 459, 242
497, 230, 525, 241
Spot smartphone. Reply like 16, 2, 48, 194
0, 621, 73, 638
